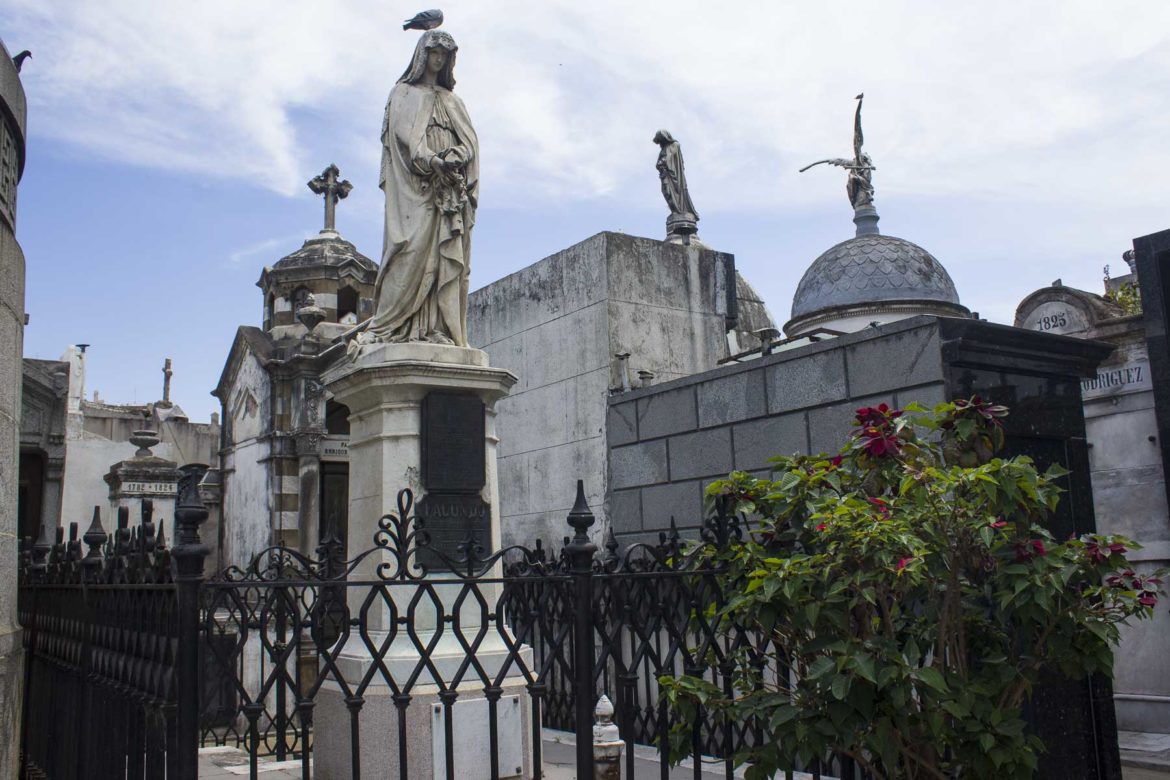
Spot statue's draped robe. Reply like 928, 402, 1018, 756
656, 141, 698, 220
371, 82, 479, 346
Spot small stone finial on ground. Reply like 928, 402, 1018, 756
593, 694, 623, 779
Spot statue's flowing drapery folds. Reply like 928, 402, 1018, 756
370, 30, 478, 347
653, 129, 698, 222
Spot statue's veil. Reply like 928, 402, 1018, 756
398, 30, 458, 90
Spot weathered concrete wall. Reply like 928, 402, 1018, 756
1081, 320, 1170, 734
0, 37, 27, 778
468, 232, 736, 547
220, 349, 274, 568
606, 318, 947, 543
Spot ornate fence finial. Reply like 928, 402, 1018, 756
566, 480, 595, 547
175, 463, 209, 549
83, 506, 108, 567
67, 521, 81, 562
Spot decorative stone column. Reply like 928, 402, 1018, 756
293, 429, 323, 556
40, 456, 65, 534
315, 341, 529, 779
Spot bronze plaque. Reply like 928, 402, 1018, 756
421, 392, 485, 493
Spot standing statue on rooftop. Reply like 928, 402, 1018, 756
801, 93, 875, 211
653, 129, 700, 243
368, 25, 477, 347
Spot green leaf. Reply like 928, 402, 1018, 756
807, 656, 836, 680
915, 666, 949, 692
852, 653, 877, 684
831, 674, 850, 700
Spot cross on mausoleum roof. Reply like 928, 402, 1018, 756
307, 164, 353, 234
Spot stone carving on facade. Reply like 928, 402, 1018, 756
367, 28, 478, 348
293, 430, 324, 457
303, 379, 323, 419
653, 129, 699, 242
801, 93, 875, 211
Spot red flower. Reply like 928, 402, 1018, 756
815, 523, 827, 532
860, 428, 902, 457
1015, 539, 1047, 562
1139, 593, 1158, 608
1109, 542, 1128, 555
990, 518, 1008, 529
829, 455, 844, 468
896, 557, 911, 571
867, 497, 891, 516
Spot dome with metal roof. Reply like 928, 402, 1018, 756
790, 233, 962, 319
787, 95, 971, 337
783, 215, 970, 337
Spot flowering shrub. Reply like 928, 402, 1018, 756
661, 399, 1164, 779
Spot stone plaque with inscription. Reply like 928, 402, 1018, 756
1081, 360, 1152, 400
1026, 301, 1089, 336
421, 392, 485, 492
418, 391, 490, 570
415, 492, 492, 571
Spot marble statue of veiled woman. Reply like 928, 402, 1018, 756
653, 129, 699, 223
369, 30, 478, 347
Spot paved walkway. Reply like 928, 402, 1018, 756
201, 730, 1168, 779
197, 730, 815, 778
1119, 730, 1170, 780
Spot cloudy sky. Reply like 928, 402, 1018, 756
6, 1, 1169, 421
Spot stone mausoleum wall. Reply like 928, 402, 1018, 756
468, 231, 737, 547
606, 317, 948, 543
606, 314, 1123, 779
0, 38, 26, 778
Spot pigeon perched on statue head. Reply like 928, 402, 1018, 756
403, 9, 443, 31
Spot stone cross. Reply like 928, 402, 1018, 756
307, 164, 353, 233
161, 358, 172, 405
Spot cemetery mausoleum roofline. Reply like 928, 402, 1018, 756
269, 233, 376, 273
789, 233, 965, 322
609, 315, 1114, 408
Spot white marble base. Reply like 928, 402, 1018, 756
316, 343, 528, 778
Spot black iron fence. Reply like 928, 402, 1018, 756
18, 464, 209, 780
19, 474, 862, 780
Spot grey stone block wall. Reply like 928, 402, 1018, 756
469, 231, 739, 549
607, 318, 949, 543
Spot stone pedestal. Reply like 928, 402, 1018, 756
103, 431, 181, 523
318, 342, 531, 779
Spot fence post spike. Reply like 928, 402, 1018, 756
565, 480, 598, 777
171, 463, 210, 780
83, 506, 108, 569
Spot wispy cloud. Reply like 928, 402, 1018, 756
5, 0, 1170, 215
226, 233, 304, 268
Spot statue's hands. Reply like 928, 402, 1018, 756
440, 145, 469, 168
